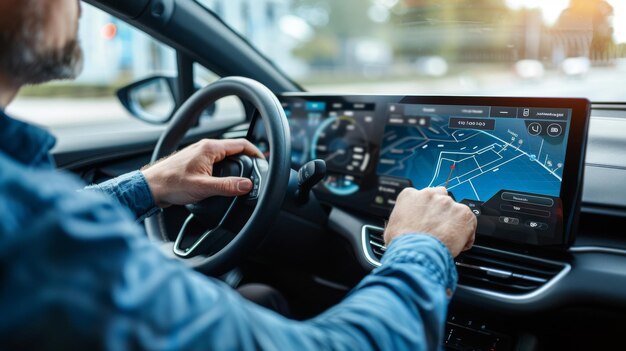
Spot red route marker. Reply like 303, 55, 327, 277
444, 163, 456, 188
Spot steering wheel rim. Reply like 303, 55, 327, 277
145, 76, 291, 274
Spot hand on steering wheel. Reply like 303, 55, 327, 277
142, 138, 264, 208
145, 77, 291, 275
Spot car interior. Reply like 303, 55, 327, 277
13, 0, 626, 349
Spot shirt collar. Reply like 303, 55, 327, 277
0, 109, 56, 168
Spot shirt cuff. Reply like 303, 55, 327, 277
381, 234, 458, 294
85, 170, 161, 222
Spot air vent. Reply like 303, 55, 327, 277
362, 225, 386, 266
361, 226, 569, 298
456, 246, 569, 296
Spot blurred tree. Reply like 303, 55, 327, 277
293, 0, 376, 38
397, 0, 510, 23
389, 0, 523, 63
292, 0, 616, 76
554, 0, 614, 62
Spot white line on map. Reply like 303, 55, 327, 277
474, 130, 561, 181
381, 123, 563, 197
469, 180, 480, 200
447, 154, 525, 191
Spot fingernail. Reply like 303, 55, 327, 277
237, 179, 253, 192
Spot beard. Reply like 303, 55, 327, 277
0, 2, 84, 85
13, 38, 84, 85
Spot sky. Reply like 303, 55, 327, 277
506, 0, 626, 43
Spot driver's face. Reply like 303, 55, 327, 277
0, 0, 83, 85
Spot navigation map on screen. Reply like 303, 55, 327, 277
377, 104, 571, 203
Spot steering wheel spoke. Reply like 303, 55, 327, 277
173, 198, 239, 257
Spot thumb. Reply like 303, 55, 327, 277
203, 176, 253, 197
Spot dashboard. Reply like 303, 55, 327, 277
250, 95, 590, 249
60, 86, 621, 350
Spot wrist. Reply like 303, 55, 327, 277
141, 168, 170, 208
383, 234, 458, 293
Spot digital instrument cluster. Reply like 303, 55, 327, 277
253, 99, 377, 197
249, 95, 589, 248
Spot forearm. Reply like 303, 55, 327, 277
10, 171, 456, 350
4, 136, 458, 350
55, 229, 452, 350
301, 234, 456, 350
84, 170, 160, 221
7, 226, 450, 350
157, 234, 456, 350
130, 234, 455, 350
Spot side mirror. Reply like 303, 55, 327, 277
117, 76, 177, 124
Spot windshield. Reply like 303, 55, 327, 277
197, 0, 625, 102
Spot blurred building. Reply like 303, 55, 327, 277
76, 0, 300, 85
76, 5, 176, 85
390, 0, 521, 63
197, 0, 305, 76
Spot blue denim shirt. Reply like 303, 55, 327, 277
84, 171, 161, 222
0, 110, 458, 350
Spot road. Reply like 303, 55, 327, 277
308, 66, 626, 101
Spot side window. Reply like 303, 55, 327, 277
194, 63, 246, 125
7, 4, 179, 131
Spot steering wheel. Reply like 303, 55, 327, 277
145, 77, 291, 275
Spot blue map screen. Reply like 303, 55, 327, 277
377, 104, 571, 203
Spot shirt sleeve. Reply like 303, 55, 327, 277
1, 159, 457, 351
84, 170, 161, 221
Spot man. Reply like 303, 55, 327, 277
0, 0, 476, 349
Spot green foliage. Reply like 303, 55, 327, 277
18, 73, 134, 98
291, 34, 339, 62
389, 0, 525, 60
291, 0, 523, 64
291, 0, 617, 66
293, 0, 377, 38
19, 84, 121, 98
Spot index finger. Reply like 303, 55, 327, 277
221, 138, 265, 159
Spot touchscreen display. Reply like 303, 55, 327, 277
251, 95, 588, 247
376, 104, 571, 245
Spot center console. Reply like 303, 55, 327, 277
250, 94, 590, 351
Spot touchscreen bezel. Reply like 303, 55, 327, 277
268, 94, 591, 248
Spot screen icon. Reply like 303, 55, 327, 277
528, 122, 542, 136
547, 123, 563, 137
525, 220, 548, 230
499, 216, 520, 225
